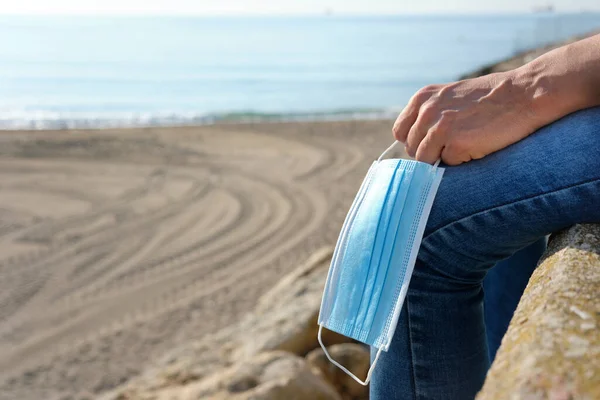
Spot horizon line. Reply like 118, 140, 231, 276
1, 10, 599, 17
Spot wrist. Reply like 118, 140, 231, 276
490, 66, 554, 130
513, 45, 599, 126
511, 62, 566, 127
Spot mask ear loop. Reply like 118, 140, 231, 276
377, 140, 441, 169
377, 140, 401, 162
318, 325, 383, 386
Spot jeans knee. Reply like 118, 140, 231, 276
417, 212, 514, 286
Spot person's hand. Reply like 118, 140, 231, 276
392, 71, 546, 165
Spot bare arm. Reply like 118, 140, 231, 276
524, 33, 600, 123
392, 34, 600, 165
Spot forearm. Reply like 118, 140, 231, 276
393, 34, 599, 165
514, 33, 600, 126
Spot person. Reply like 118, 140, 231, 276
371, 33, 600, 399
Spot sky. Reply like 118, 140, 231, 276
1, 0, 598, 15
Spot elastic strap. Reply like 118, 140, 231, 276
377, 140, 441, 169
317, 325, 383, 386
377, 140, 402, 162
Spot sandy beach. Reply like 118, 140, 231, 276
2, 26, 598, 398
0, 120, 400, 399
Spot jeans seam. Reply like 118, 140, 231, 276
406, 295, 419, 400
424, 176, 600, 241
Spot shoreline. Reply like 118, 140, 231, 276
0, 31, 598, 400
0, 110, 398, 133
1, 29, 597, 133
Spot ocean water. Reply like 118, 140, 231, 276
1, 13, 600, 129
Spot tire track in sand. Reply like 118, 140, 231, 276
0, 121, 388, 398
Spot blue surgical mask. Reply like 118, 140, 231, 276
317, 141, 444, 385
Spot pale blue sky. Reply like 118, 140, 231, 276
2, 0, 599, 15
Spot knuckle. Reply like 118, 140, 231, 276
439, 110, 456, 123
414, 88, 427, 99
419, 103, 437, 121
438, 84, 455, 97
432, 119, 451, 136
421, 84, 438, 93
441, 147, 462, 165
428, 126, 444, 141
414, 85, 437, 101
446, 137, 468, 155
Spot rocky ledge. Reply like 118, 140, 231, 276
478, 224, 600, 399
103, 223, 600, 400
101, 247, 369, 400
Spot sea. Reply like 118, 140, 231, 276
1, 13, 600, 129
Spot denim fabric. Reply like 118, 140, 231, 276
483, 236, 547, 362
370, 106, 600, 400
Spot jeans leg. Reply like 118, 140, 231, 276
371, 106, 600, 400
483, 237, 547, 362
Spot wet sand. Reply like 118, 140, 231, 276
0, 120, 399, 399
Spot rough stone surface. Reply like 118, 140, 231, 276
306, 344, 370, 400
477, 224, 600, 400
102, 247, 348, 399
230, 246, 347, 360
110, 352, 341, 400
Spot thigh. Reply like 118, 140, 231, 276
421, 106, 600, 283
371, 106, 600, 400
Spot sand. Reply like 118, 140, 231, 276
0, 120, 400, 399
3, 30, 594, 398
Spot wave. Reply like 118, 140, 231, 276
0, 108, 399, 130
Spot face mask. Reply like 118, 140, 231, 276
317, 140, 444, 385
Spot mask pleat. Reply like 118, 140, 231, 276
317, 152, 444, 351
359, 161, 416, 338
328, 161, 397, 339
353, 161, 408, 335
319, 162, 378, 327
367, 164, 431, 347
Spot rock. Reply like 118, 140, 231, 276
231, 246, 347, 360
477, 224, 600, 400
134, 351, 342, 400
306, 344, 370, 400
102, 247, 350, 399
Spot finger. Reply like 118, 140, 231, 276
415, 116, 451, 164
392, 85, 436, 142
392, 102, 418, 143
405, 105, 437, 158
441, 142, 468, 166
415, 128, 445, 165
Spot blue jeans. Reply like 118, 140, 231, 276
370, 106, 600, 400
483, 236, 547, 362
